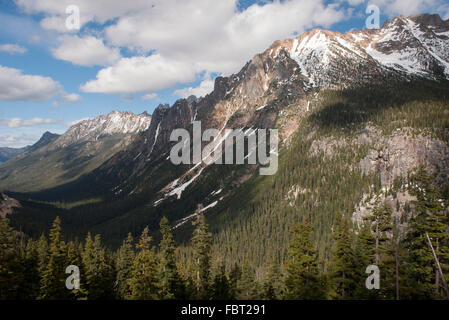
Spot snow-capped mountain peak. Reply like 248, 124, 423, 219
55, 111, 152, 147
263, 13, 449, 88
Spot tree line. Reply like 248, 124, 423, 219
1, 167, 448, 300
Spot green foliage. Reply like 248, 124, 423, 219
0, 218, 23, 299
191, 213, 212, 299
127, 227, 159, 300
39, 217, 69, 300
115, 233, 134, 299
285, 219, 326, 300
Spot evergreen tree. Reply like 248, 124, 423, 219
158, 217, 184, 299
236, 262, 260, 300
82, 233, 114, 300
39, 217, 69, 300
127, 227, 159, 300
66, 240, 86, 299
0, 218, 23, 299
330, 214, 357, 299
115, 233, 135, 299
262, 247, 283, 300
211, 261, 232, 300
353, 222, 378, 299
404, 168, 449, 299
284, 219, 325, 300
19, 238, 40, 299
191, 212, 212, 299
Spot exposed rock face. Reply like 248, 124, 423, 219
0, 193, 21, 218
358, 129, 449, 187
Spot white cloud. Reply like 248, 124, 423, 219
0, 118, 61, 128
175, 78, 215, 99
60, 93, 82, 103
78, 0, 347, 94
0, 43, 27, 55
15, 0, 150, 30
52, 35, 121, 66
0, 65, 61, 101
80, 54, 196, 94
0, 133, 40, 148
142, 93, 158, 100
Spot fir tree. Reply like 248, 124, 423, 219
82, 233, 114, 300
284, 219, 325, 300
262, 247, 282, 300
191, 211, 212, 299
158, 217, 184, 299
39, 217, 69, 300
115, 233, 135, 299
404, 167, 449, 299
330, 214, 357, 299
127, 227, 159, 300
0, 218, 23, 299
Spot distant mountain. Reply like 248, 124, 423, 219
27, 131, 60, 152
0, 111, 151, 192
0, 146, 29, 163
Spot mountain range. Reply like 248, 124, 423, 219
1, 12, 449, 259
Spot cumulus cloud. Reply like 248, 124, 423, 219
0, 133, 40, 148
0, 65, 61, 101
19, 0, 449, 95
60, 93, 82, 103
15, 0, 150, 30
0, 43, 27, 55
78, 0, 348, 94
0, 117, 61, 128
141, 93, 158, 101
52, 35, 121, 66
175, 78, 215, 99
80, 54, 197, 94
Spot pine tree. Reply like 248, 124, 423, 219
19, 238, 40, 299
284, 219, 325, 300
127, 227, 159, 300
191, 211, 212, 299
66, 240, 87, 299
330, 214, 357, 299
404, 167, 449, 299
39, 217, 69, 300
211, 261, 232, 300
0, 218, 23, 299
236, 262, 260, 300
81, 233, 114, 300
115, 233, 135, 299
158, 217, 184, 299
262, 247, 282, 300
353, 222, 378, 299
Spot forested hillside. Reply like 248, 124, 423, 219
2, 79, 449, 300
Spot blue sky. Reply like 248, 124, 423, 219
0, 0, 447, 147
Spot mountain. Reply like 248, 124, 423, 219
0, 146, 29, 163
5, 12, 449, 263
27, 131, 60, 152
0, 111, 151, 192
